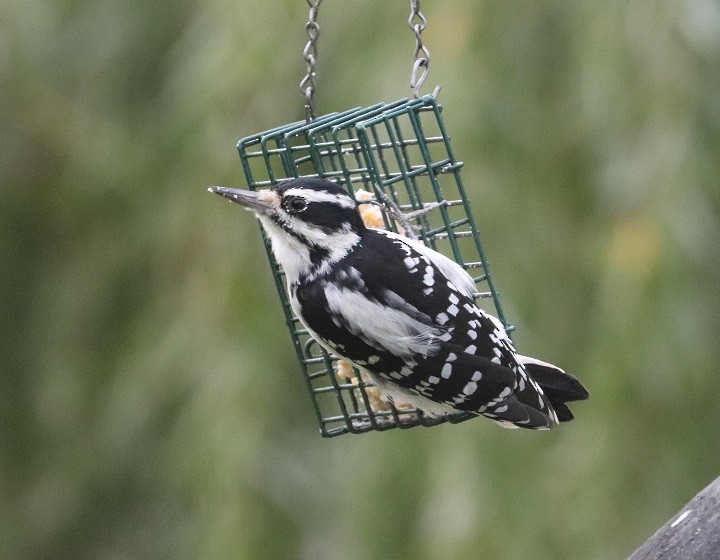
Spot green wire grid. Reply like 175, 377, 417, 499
237, 96, 514, 437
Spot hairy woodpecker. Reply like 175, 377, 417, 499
209, 178, 588, 429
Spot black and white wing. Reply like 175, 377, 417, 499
293, 228, 563, 429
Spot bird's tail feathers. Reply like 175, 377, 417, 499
517, 355, 589, 422
483, 395, 557, 430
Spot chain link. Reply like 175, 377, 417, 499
408, 0, 431, 98
300, 0, 323, 122
300, 0, 435, 116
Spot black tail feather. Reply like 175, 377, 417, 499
518, 356, 589, 423
548, 402, 574, 422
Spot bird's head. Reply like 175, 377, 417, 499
209, 178, 366, 282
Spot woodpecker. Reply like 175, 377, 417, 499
209, 178, 588, 429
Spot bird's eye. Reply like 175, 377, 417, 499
284, 197, 307, 213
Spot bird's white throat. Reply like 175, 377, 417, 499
257, 214, 361, 283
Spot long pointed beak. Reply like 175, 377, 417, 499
208, 186, 273, 213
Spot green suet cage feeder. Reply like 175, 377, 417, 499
237, 95, 514, 436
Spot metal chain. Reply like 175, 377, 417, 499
300, 0, 323, 122
408, 0, 431, 98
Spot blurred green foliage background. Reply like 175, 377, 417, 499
2, 0, 720, 558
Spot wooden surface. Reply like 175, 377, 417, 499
629, 475, 720, 560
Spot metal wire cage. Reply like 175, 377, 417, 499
237, 96, 514, 437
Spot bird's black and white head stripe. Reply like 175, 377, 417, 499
272, 179, 365, 238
